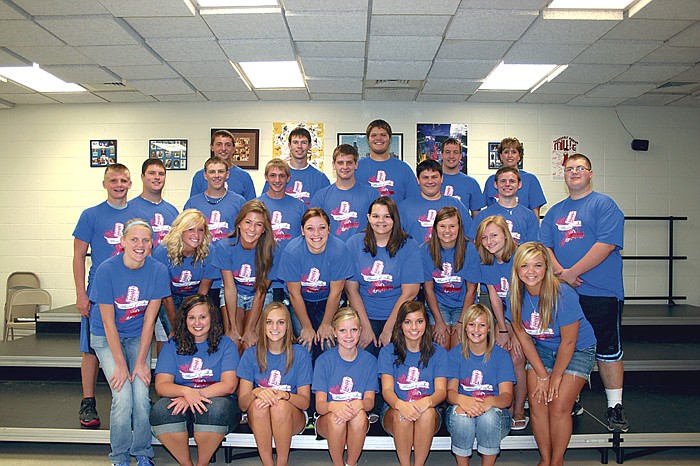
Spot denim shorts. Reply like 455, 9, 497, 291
437, 302, 462, 327
219, 288, 273, 311
150, 395, 241, 437
525, 343, 596, 382
379, 402, 443, 435
445, 404, 511, 457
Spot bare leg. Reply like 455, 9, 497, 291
598, 360, 624, 390
193, 431, 225, 466
510, 349, 527, 422
270, 400, 305, 466
548, 374, 586, 466
383, 408, 413, 466
456, 454, 470, 466
81, 353, 99, 397
158, 432, 194, 466
527, 370, 552, 466
412, 408, 439, 466
317, 413, 348, 466
247, 405, 275, 466
345, 412, 369, 466
482, 453, 497, 466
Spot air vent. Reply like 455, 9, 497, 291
104, 82, 126, 87
367, 79, 423, 89
82, 82, 134, 92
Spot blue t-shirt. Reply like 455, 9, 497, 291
72, 201, 142, 289
448, 344, 516, 398
398, 195, 473, 243
356, 156, 420, 202
238, 344, 313, 393
312, 347, 379, 401
184, 192, 246, 244
129, 196, 179, 247
278, 235, 353, 302
263, 164, 330, 207
442, 172, 486, 215
484, 170, 546, 211
152, 244, 219, 296
421, 242, 481, 308
480, 257, 514, 307
378, 343, 449, 402
309, 183, 378, 242
89, 255, 170, 338
211, 237, 279, 297
470, 203, 539, 245
505, 284, 597, 352
346, 234, 424, 320
539, 191, 624, 300
257, 193, 305, 251
190, 165, 256, 201
155, 336, 240, 389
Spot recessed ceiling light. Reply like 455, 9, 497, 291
0, 63, 86, 93
238, 61, 305, 89
196, 0, 278, 6
479, 62, 558, 91
547, 0, 636, 8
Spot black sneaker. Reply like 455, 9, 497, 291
572, 399, 584, 416
606, 403, 629, 432
79, 397, 100, 428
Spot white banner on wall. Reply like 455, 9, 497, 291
551, 135, 580, 181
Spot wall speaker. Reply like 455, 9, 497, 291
631, 139, 649, 151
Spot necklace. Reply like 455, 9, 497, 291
140, 195, 162, 205
204, 191, 227, 205
526, 292, 538, 313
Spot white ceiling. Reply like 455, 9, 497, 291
0, 0, 698, 107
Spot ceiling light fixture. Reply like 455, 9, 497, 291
531, 65, 569, 92
238, 61, 305, 89
479, 62, 558, 91
0, 63, 86, 93
196, 0, 278, 6
547, 0, 635, 8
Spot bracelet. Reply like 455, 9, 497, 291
498, 330, 509, 334
285, 391, 291, 401
457, 321, 462, 325
536, 375, 550, 381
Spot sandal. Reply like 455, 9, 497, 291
511, 416, 530, 431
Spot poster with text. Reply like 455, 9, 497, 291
416, 123, 468, 173
552, 135, 580, 181
273, 122, 325, 171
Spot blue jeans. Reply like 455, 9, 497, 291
150, 396, 241, 437
446, 404, 511, 457
525, 343, 596, 382
91, 334, 154, 463
437, 302, 462, 327
290, 299, 335, 363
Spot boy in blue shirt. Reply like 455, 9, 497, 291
440, 137, 485, 219
130, 158, 179, 247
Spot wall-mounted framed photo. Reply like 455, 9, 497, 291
149, 139, 188, 170
488, 141, 523, 170
90, 139, 117, 167
211, 128, 259, 170
336, 132, 404, 160
416, 123, 468, 173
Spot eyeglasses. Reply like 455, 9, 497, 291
564, 166, 591, 173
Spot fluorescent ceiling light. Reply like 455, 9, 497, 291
238, 61, 305, 89
200, 7, 280, 14
479, 62, 558, 91
197, 0, 278, 6
547, 0, 635, 8
0, 63, 86, 93
543, 9, 623, 19
531, 65, 569, 92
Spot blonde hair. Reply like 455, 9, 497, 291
459, 304, 495, 362
161, 209, 211, 266
255, 302, 295, 374
475, 215, 517, 265
509, 242, 560, 333
332, 307, 361, 330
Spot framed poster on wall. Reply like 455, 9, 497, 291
210, 128, 260, 170
416, 123, 468, 173
149, 139, 188, 170
336, 132, 404, 160
90, 139, 117, 167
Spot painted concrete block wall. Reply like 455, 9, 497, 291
1, 101, 698, 338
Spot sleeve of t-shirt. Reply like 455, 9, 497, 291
189, 172, 205, 198
557, 285, 586, 327
183, 197, 193, 211
219, 336, 241, 373
295, 345, 314, 388
464, 243, 482, 284
377, 345, 394, 376
237, 347, 256, 383
329, 241, 354, 281
346, 235, 362, 283
421, 245, 434, 282
504, 292, 513, 322
154, 340, 177, 375
523, 210, 541, 243
468, 178, 486, 212
72, 209, 93, 243
308, 189, 323, 209
595, 196, 624, 249
458, 202, 473, 240
538, 210, 555, 247
202, 256, 220, 280
432, 345, 450, 378
400, 240, 424, 285
152, 261, 172, 299
210, 240, 231, 271
495, 346, 516, 385
365, 352, 380, 392
528, 176, 547, 209
277, 247, 300, 284
268, 247, 282, 282
447, 347, 460, 380
242, 172, 257, 201
468, 211, 484, 243
92, 263, 114, 305
404, 167, 420, 199
311, 352, 330, 394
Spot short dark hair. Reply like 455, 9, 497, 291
442, 137, 462, 150
495, 166, 520, 182
288, 127, 311, 144
204, 156, 227, 171
567, 153, 592, 169
211, 130, 234, 145
333, 144, 359, 162
416, 159, 442, 178
141, 158, 165, 175
365, 119, 392, 139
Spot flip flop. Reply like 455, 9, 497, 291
511, 416, 530, 431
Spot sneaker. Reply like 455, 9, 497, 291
136, 456, 155, 466
572, 399, 584, 416
240, 412, 248, 425
79, 397, 100, 428
606, 403, 629, 432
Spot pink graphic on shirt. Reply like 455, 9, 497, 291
523, 310, 554, 339
368, 170, 395, 196
259, 369, 291, 391
208, 210, 230, 242
431, 261, 462, 293
443, 185, 462, 201
286, 181, 311, 205
418, 209, 438, 241
104, 222, 125, 255
178, 357, 214, 388
301, 267, 327, 294
494, 276, 509, 299
115, 285, 149, 322
172, 269, 199, 294
397, 366, 430, 401
361, 260, 394, 294
505, 219, 521, 241
271, 210, 292, 242
151, 213, 170, 246
329, 376, 362, 401
234, 263, 256, 287
331, 201, 360, 233
459, 369, 494, 398
555, 210, 584, 246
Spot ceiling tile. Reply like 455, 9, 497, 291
0, 20, 64, 46
0, 98, 16, 109
128, 78, 194, 95
8, 46, 95, 65
43, 65, 119, 83
428, 60, 497, 80
574, 40, 662, 65
185, 76, 249, 92
639, 45, 700, 64
12, 0, 108, 15
372, 0, 460, 15
612, 64, 692, 83
287, 11, 367, 42
200, 91, 258, 101
98, 0, 196, 17
459, 0, 547, 9
554, 64, 628, 84
587, 83, 657, 98
533, 82, 598, 94
603, 19, 694, 41
467, 91, 526, 103
366, 60, 432, 80
284, 0, 368, 11
669, 64, 700, 81
668, 23, 700, 47
301, 58, 365, 78
368, 36, 442, 61
152, 93, 206, 102
0, 80, 33, 94
436, 40, 513, 60
169, 60, 236, 78
416, 93, 467, 102
0, 2, 27, 19
518, 93, 575, 104
520, 17, 618, 45
219, 39, 295, 62
124, 16, 212, 39
370, 15, 450, 36
256, 89, 310, 100
47, 92, 107, 103
77, 45, 162, 66
421, 79, 480, 95
446, 9, 538, 41
94, 91, 157, 102
667, 95, 700, 106
306, 78, 363, 94
296, 41, 366, 58
621, 93, 685, 105
202, 12, 289, 40
566, 95, 630, 106
364, 87, 419, 101
310, 93, 363, 101
0, 49, 29, 66
629, 0, 700, 21
36, 16, 140, 46
107, 64, 180, 80
146, 38, 228, 62
0, 93, 59, 104
504, 42, 588, 64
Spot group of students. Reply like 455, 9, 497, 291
72, 119, 627, 466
